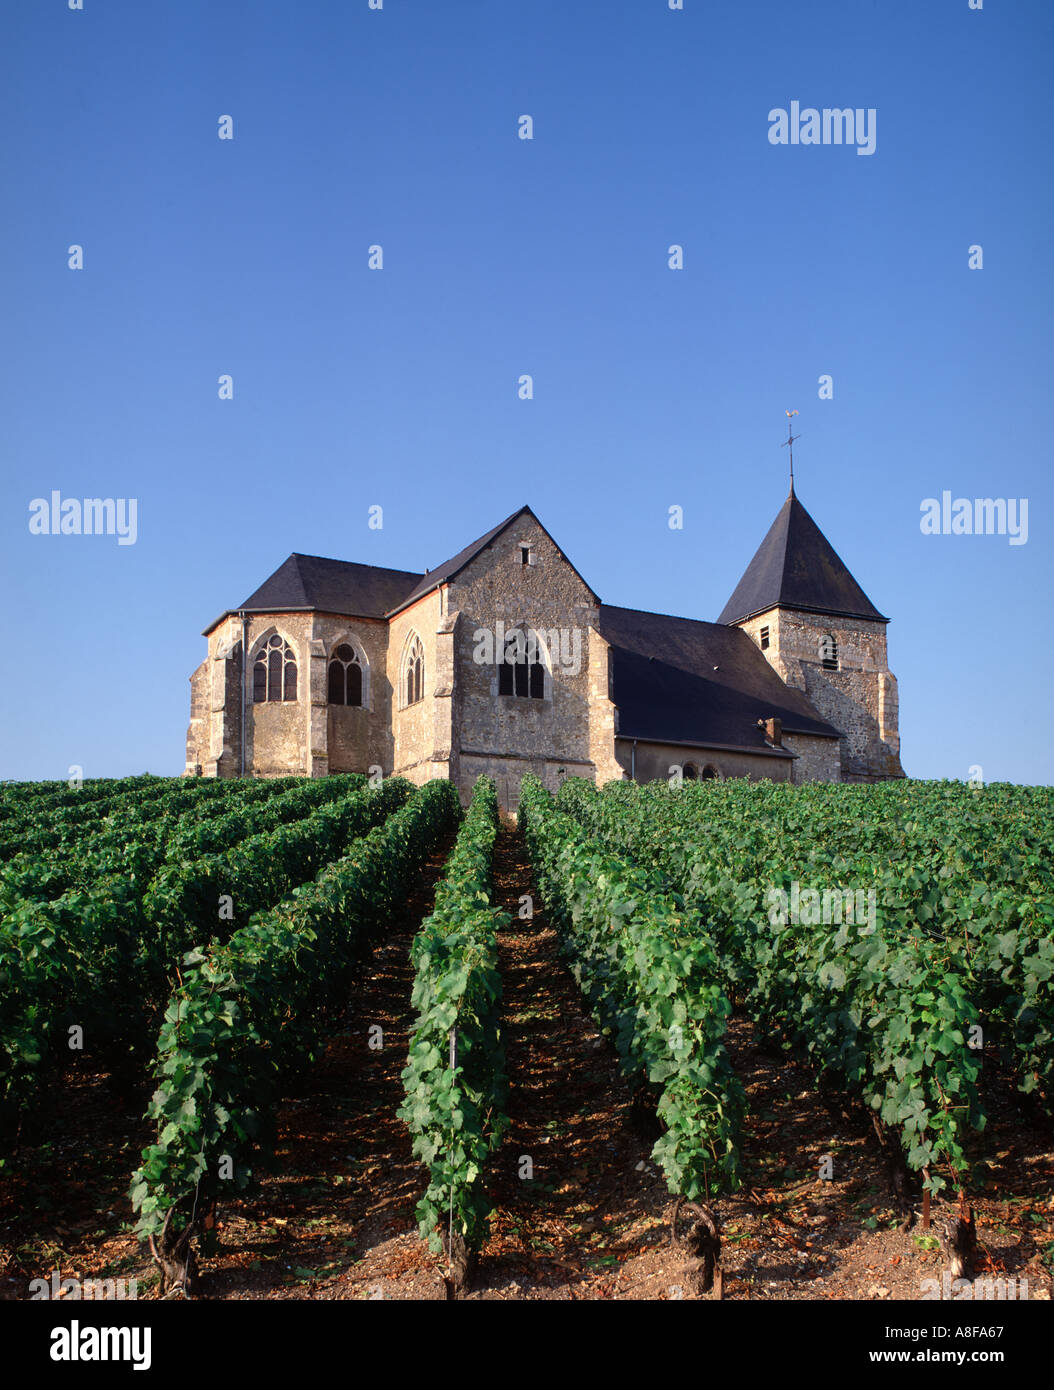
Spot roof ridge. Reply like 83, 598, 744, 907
289, 551, 424, 577
601, 602, 733, 632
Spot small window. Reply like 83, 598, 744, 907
820, 634, 838, 671
253, 634, 297, 703
520, 544, 532, 566
760, 625, 770, 650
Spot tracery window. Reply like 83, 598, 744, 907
404, 635, 424, 707
253, 634, 297, 703
328, 644, 363, 707
498, 628, 545, 699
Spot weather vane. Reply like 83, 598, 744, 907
782, 409, 800, 493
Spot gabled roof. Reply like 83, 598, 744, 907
386, 505, 600, 615
204, 506, 601, 634
599, 603, 840, 750
717, 488, 888, 626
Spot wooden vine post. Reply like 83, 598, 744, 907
921, 1168, 931, 1229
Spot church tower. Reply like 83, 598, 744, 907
717, 481, 904, 782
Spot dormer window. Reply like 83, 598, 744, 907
759, 625, 770, 650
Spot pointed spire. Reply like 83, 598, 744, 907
718, 488, 888, 626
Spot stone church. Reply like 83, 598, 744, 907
184, 489, 904, 806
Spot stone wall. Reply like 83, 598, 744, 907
781, 731, 842, 783
736, 607, 904, 780
188, 610, 399, 779
314, 615, 391, 776
587, 628, 625, 788
184, 659, 210, 774
459, 753, 579, 811
614, 739, 794, 784
184, 613, 306, 778
388, 589, 450, 787
189, 615, 244, 779
243, 614, 312, 777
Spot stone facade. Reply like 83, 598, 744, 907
449, 520, 620, 808
184, 505, 903, 803
781, 731, 844, 784
614, 740, 794, 785
736, 608, 903, 782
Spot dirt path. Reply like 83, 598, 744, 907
464, 826, 668, 1298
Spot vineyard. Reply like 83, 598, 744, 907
0, 771, 1052, 1301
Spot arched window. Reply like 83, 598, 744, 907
702, 764, 720, 781
819, 634, 838, 671
328, 643, 363, 707
682, 762, 698, 781
404, 635, 424, 707
253, 633, 297, 703
498, 627, 545, 699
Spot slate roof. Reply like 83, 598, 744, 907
718, 488, 887, 626
203, 554, 423, 632
598, 603, 840, 750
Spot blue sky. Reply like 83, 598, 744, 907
2, 0, 1051, 784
